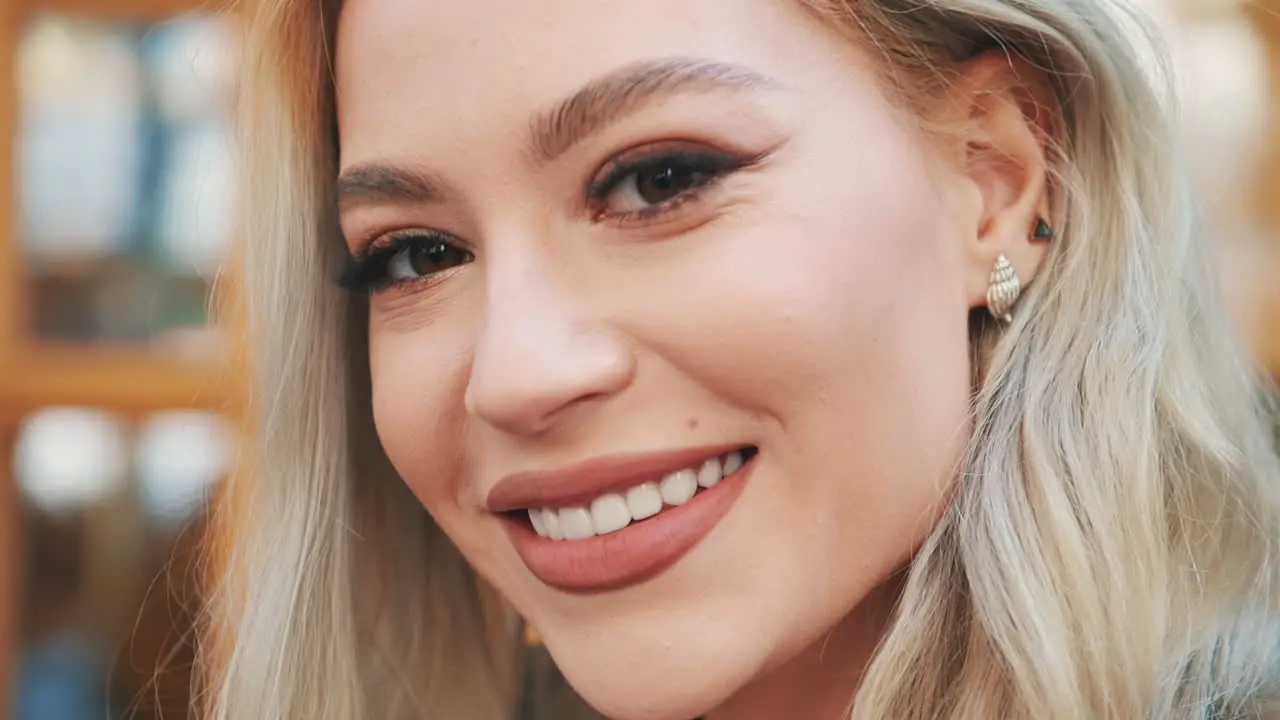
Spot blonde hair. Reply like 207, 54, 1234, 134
207, 0, 1280, 717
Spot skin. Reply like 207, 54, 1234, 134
333, 1, 1052, 717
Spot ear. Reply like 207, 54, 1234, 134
939, 50, 1058, 313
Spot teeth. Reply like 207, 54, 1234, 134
559, 508, 595, 541
626, 482, 663, 520
697, 457, 722, 488
659, 468, 697, 506
722, 450, 743, 476
542, 508, 564, 540
527, 448, 753, 541
528, 509, 547, 536
590, 493, 632, 535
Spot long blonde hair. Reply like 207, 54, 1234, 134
207, 0, 1280, 717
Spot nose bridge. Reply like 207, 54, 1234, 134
465, 239, 633, 435
482, 254, 574, 367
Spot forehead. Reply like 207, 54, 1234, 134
333, 0, 863, 164
335, 0, 804, 83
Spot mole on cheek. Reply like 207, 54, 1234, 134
688, 417, 699, 430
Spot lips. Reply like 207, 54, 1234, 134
488, 443, 753, 512
489, 444, 758, 592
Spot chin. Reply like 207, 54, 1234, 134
538, 616, 768, 720
556, 662, 742, 720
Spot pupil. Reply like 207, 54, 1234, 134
411, 242, 452, 275
637, 164, 697, 204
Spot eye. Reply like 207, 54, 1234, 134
386, 238, 474, 282
607, 161, 711, 210
589, 144, 750, 222
337, 232, 475, 293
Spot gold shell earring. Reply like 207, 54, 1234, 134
986, 254, 1021, 323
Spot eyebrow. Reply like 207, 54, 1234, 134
336, 163, 452, 212
528, 57, 778, 164
336, 58, 777, 211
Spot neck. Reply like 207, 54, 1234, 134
704, 575, 904, 720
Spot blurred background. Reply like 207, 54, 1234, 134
0, 0, 1276, 718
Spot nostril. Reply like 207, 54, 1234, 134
465, 320, 637, 437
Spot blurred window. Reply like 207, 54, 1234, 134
17, 12, 236, 345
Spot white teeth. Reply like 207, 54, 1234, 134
626, 482, 663, 520
559, 508, 595, 540
527, 448, 752, 541
697, 457, 722, 489
529, 509, 547, 537
542, 508, 564, 540
722, 451, 743, 476
590, 493, 632, 535
659, 468, 698, 506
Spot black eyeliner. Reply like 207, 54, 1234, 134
335, 244, 394, 291
334, 230, 454, 292
587, 148, 751, 201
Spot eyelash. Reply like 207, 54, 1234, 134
585, 145, 754, 224
338, 144, 759, 293
336, 229, 469, 293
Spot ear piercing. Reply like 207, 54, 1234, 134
984, 219, 1048, 323
986, 254, 1021, 323
984, 218, 1049, 322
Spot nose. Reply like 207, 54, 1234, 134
464, 260, 635, 436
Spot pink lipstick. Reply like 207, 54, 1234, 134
489, 444, 758, 592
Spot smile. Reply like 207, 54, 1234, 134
489, 444, 759, 592
528, 447, 752, 541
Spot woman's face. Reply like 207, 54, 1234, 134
335, 0, 980, 716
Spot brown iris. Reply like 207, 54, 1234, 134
632, 163, 708, 205
406, 241, 470, 277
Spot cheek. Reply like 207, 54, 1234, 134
366, 312, 521, 588
367, 319, 471, 513
622, 146, 972, 434
741, 170, 973, 586
613, 141, 974, 591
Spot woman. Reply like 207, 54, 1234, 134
209, 0, 1280, 717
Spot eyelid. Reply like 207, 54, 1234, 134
586, 140, 746, 199
336, 228, 467, 291
584, 141, 771, 230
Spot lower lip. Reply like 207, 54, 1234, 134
500, 455, 756, 593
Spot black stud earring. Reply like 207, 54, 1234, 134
1034, 217, 1054, 239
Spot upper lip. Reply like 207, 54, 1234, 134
486, 442, 749, 512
